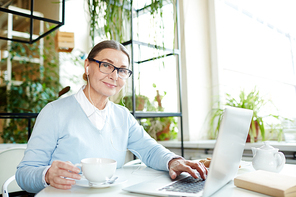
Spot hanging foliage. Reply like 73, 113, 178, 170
87, 0, 131, 45
87, 0, 168, 46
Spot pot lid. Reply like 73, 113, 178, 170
258, 141, 277, 150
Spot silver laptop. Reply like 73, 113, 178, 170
123, 106, 253, 197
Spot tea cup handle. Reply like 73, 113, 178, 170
74, 163, 85, 179
74, 163, 82, 168
275, 152, 286, 172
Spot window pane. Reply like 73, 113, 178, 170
215, 0, 296, 120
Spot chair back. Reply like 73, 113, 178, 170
0, 147, 26, 194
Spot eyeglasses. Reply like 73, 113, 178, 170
89, 58, 132, 79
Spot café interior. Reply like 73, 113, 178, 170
0, 0, 296, 196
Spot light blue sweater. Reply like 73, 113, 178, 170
15, 95, 178, 193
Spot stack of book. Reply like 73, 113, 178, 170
234, 170, 296, 197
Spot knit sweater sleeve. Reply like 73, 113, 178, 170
15, 102, 59, 193
126, 112, 179, 171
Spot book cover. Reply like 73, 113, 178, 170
234, 170, 296, 197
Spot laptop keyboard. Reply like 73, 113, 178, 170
159, 176, 205, 194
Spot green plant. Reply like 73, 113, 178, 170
141, 85, 177, 141
0, 29, 62, 143
142, 116, 177, 141
209, 88, 288, 143
118, 94, 154, 111
118, 83, 178, 141
87, 0, 169, 45
87, 0, 131, 44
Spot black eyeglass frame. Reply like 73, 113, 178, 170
89, 58, 133, 79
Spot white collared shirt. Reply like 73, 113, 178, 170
74, 85, 108, 130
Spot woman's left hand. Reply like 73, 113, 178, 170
168, 158, 208, 180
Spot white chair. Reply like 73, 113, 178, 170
0, 147, 26, 197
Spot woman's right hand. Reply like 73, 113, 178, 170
45, 160, 81, 190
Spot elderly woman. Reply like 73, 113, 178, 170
16, 40, 208, 193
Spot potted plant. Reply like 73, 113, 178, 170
118, 94, 153, 111
140, 86, 178, 141
208, 88, 288, 143
142, 116, 177, 141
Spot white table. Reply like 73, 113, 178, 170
36, 162, 296, 197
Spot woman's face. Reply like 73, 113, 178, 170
85, 48, 129, 98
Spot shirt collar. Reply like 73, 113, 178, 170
75, 85, 109, 117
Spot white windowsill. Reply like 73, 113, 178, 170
158, 140, 296, 152
1, 141, 295, 156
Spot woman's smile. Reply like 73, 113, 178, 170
103, 81, 117, 88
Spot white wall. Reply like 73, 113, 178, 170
59, 0, 90, 96
180, 0, 212, 140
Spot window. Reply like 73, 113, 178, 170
213, 0, 296, 121
131, 1, 179, 113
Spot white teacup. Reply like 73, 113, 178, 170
75, 158, 117, 184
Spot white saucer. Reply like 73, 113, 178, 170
75, 177, 127, 188
239, 160, 252, 170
